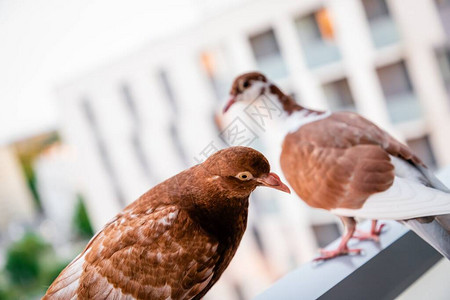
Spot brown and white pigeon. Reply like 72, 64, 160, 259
223, 72, 450, 261
43, 146, 290, 299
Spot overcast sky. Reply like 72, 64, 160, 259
0, 0, 204, 145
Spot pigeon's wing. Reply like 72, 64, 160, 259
281, 140, 397, 210
330, 154, 450, 258
331, 175, 450, 220
392, 158, 450, 259
281, 111, 414, 210
42, 249, 87, 299
415, 164, 450, 193
282, 111, 450, 215
282, 111, 450, 258
329, 141, 450, 221
42, 216, 119, 300
44, 205, 220, 299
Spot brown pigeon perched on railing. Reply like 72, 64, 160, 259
43, 146, 289, 299
224, 72, 450, 261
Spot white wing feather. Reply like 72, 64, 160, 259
44, 250, 88, 299
331, 176, 450, 220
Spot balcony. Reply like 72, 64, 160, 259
255, 54, 289, 80
368, 16, 400, 48
302, 40, 341, 69
249, 29, 289, 80
323, 77, 357, 112
386, 92, 422, 123
296, 9, 341, 69
376, 61, 422, 123
362, 0, 400, 48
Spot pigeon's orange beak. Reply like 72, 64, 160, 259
223, 97, 236, 113
257, 172, 291, 194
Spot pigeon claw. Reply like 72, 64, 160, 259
354, 223, 385, 242
313, 246, 363, 261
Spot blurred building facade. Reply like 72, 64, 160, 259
34, 143, 80, 249
0, 146, 35, 269
57, 0, 450, 299
0, 147, 35, 233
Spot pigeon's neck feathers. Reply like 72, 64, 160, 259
267, 83, 322, 116
154, 166, 249, 243
266, 83, 329, 132
188, 195, 249, 244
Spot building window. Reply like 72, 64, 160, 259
120, 84, 154, 181
251, 225, 266, 255
312, 223, 341, 248
435, 0, 450, 38
169, 123, 188, 167
200, 47, 232, 101
376, 61, 422, 123
252, 193, 281, 215
407, 135, 437, 169
158, 70, 177, 113
157, 70, 188, 167
323, 78, 356, 111
249, 28, 288, 79
81, 99, 125, 206
436, 46, 450, 95
121, 84, 139, 122
362, 0, 400, 48
295, 8, 341, 68
436, 0, 450, 6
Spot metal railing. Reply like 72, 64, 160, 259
254, 220, 443, 300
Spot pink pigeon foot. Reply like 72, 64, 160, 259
313, 216, 363, 261
354, 221, 385, 242
314, 245, 363, 261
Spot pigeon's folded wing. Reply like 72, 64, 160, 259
331, 153, 450, 220
44, 205, 219, 299
281, 141, 396, 210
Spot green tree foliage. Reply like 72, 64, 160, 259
0, 232, 69, 299
5, 232, 48, 285
73, 195, 94, 238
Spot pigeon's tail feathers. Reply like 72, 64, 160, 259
415, 164, 450, 193
331, 176, 450, 220
401, 217, 450, 260
395, 160, 450, 259
435, 214, 450, 232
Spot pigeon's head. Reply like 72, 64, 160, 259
223, 72, 268, 113
201, 146, 290, 197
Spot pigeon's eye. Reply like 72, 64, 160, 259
239, 80, 250, 91
236, 171, 253, 181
